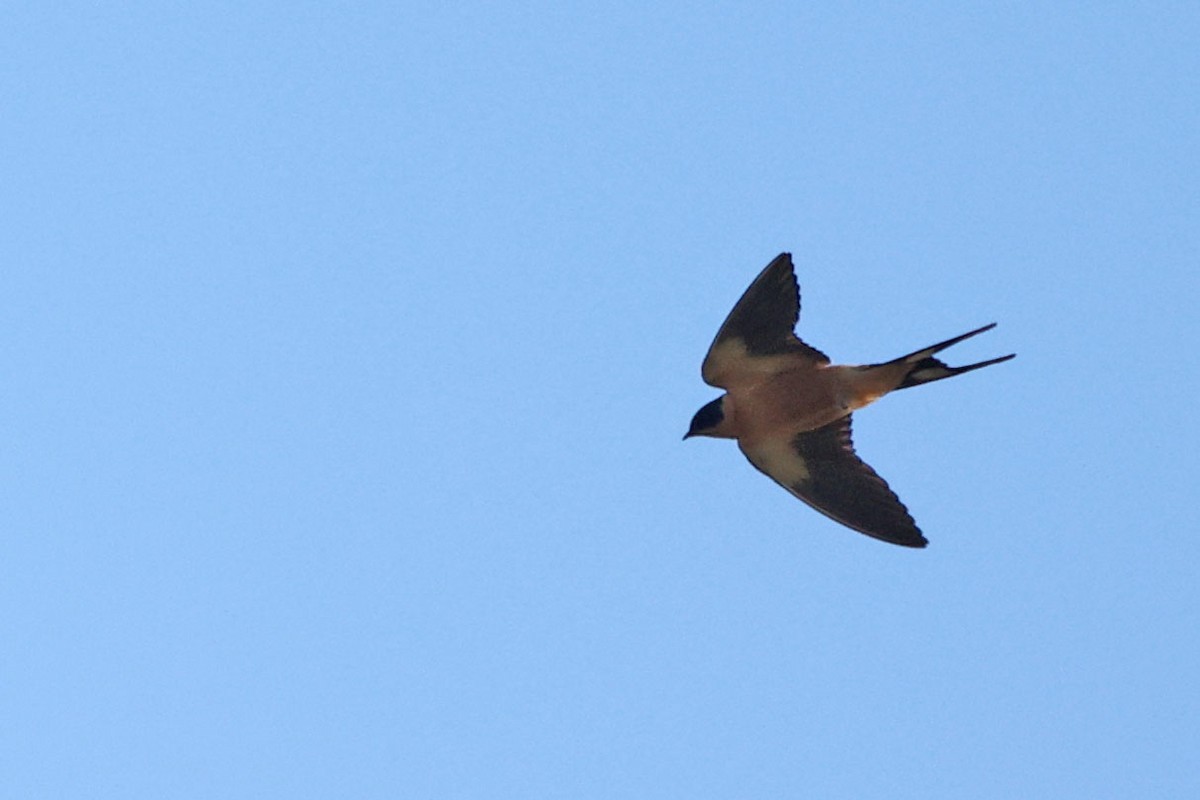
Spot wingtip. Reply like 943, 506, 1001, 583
766, 251, 794, 270
878, 529, 928, 548
857, 529, 928, 548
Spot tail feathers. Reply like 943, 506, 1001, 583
897, 353, 1015, 390
884, 323, 1015, 390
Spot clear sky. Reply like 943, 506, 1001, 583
3, 3, 1198, 798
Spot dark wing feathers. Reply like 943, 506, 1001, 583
701, 253, 829, 387
789, 416, 927, 547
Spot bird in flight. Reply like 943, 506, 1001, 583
684, 253, 1014, 547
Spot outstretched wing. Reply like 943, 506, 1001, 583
739, 415, 927, 547
701, 253, 830, 388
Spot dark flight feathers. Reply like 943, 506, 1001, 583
790, 416, 927, 548
707, 253, 829, 366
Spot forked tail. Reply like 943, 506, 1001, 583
884, 323, 1015, 390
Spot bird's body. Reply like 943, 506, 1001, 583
685, 253, 1014, 548
708, 361, 897, 441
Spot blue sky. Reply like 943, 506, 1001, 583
3, 3, 1197, 797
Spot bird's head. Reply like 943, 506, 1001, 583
683, 397, 728, 440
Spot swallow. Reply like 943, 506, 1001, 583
684, 253, 1014, 547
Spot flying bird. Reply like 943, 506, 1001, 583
684, 253, 1014, 547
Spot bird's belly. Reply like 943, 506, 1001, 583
733, 373, 846, 440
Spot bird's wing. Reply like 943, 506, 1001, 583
739, 415, 927, 547
701, 253, 830, 388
